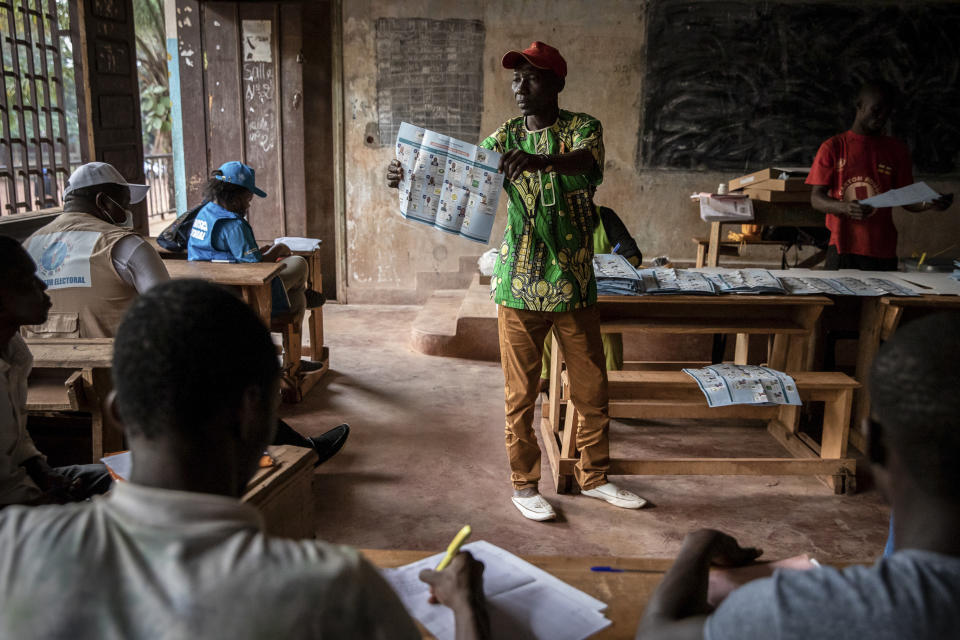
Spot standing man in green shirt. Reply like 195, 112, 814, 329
387, 41, 645, 521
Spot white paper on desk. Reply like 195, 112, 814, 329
381, 540, 610, 640
698, 193, 754, 222
100, 451, 131, 481
858, 181, 940, 208
273, 236, 321, 251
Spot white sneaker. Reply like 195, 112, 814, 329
511, 493, 557, 521
581, 482, 647, 509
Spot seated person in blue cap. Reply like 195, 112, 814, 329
187, 162, 346, 463
187, 161, 323, 325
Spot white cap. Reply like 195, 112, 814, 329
63, 162, 150, 204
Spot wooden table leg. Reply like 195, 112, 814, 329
851, 298, 883, 452
706, 222, 722, 267
84, 367, 121, 461
734, 333, 749, 364
820, 388, 854, 494
242, 284, 273, 326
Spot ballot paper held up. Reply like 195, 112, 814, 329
858, 181, 940, 208
395, 122, 504, 244
381, 540, 611, 640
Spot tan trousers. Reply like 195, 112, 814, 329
498, 304, 610, 491
276, 255, 308, 317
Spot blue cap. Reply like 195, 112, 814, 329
214, 161, 267, 198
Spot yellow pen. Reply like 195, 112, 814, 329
435, 525, 472, 571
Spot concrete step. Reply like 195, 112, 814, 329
410, 277, 499, 361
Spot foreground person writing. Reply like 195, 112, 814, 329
0, 279, 488, 639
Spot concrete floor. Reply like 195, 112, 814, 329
282, 304, 889, 564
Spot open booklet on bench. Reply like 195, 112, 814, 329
682, 364, 802, 407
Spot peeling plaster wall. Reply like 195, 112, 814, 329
341, 0, 960, 301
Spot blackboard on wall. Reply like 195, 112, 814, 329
639, 1, 960, 174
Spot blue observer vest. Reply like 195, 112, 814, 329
187, 201, 242, 262
185, 201, 290, 312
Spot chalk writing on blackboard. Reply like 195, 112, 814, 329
243, 61, 276, 153
375, 18, 485, 146
639, 0, 960, 174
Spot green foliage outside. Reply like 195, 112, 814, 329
134, 0, 171, 155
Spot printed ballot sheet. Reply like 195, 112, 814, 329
396, 122, 504, 244
683, 364, 802, 407
382, 540, 611, 640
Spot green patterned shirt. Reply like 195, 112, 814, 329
480, 110, 604, 312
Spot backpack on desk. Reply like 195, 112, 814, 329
156, 201, 207, 252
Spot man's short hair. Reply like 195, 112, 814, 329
870, 312, 960, 500
113, 279, 279, 440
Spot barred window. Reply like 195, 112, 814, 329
1, 0, 79, 215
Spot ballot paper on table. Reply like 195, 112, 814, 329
858, 181, 940, 208
381, 540, 611, 640
273, 237, 321, 251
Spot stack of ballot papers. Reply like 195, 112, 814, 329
593, 254, 642, 295
779, 275, 919, 296
704, 269, 786, 294
683, 364, 801, 407
381, 540, 611, 640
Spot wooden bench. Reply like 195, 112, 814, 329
25, 338, 117, 462
542, 369, 859, 495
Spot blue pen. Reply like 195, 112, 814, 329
591, 566, 646, 573
611, 242, 621, 254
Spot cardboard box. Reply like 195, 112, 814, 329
728, 167, 809, 192
754, 178, 812, 192
741, 188, 812, 203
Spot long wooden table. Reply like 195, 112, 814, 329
363, 549, 673, 639
25, 338, 117, 460
545, 294, 831, 432
162, 260, 284, 326
542, 294, 850, 493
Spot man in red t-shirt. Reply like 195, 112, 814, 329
807, 81, 953, 270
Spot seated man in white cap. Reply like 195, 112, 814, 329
22, 162, 169, 338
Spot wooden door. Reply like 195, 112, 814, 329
175, 0, 306, 242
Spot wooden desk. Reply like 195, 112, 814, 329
542, 295, 848, 494
243, 445, 318, 539
700, 201, 824, 267
162, 260, 283, 325
25, 338, 117, 461
850, 294, 960, 451
363, 549, 672, 639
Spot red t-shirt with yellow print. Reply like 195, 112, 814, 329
806, 130, 914, 258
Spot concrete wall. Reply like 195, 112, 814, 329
341, 0, 960, 303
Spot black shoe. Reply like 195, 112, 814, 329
299, 359, 326, 373
307, 423, 350, 466
305, 289, 326, 308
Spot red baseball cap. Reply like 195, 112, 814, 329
501, 41, 567, 79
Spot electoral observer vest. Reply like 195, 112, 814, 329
23, 212, 137, 338
187, 201, 245, 262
